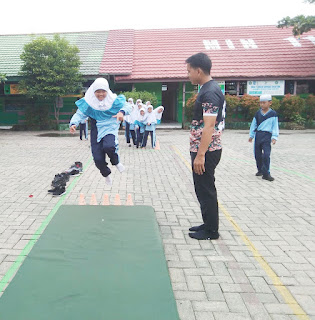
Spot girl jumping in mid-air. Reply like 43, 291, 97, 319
69, 78, 132, 186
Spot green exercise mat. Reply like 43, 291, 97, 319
0, 205, 179, 320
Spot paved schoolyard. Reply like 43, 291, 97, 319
0, 128, 314, 320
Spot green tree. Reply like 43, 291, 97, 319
120, 90, 158, 107
19, 34, 82, 127
277, 0, 315, 36
0, 73, 7, 84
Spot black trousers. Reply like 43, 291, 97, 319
191, 149, 222, 233
142, 131, 154, 147
136, 128, 144, 147
129, 129, 137, 145
125, 121, 131, 143
90, 119, 119, 177
254, 131, 272, 176
79, 123, 86, 140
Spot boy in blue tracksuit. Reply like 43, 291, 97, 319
69, 78, 132, 186
249, 94, 279, 181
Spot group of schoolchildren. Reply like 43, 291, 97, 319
64, 77, 278, 200
124, 98, 164, 149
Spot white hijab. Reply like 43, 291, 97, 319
130, 102, 140, 123
137, 107, 147, 122
84, 78, 117, 111
146, 105, 156, 123
154, 106, 164, 120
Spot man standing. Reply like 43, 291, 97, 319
186, 53, 226, 240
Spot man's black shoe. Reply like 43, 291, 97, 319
255, 171, 263, 176
189, 230, 219, 240
189, 224, 205, 232
262, 175, 274, 181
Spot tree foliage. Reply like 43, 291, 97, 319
0, 73, 7, 84
119, 90, 158, 107
19, 34, 82, 125
277, 1, 315, 36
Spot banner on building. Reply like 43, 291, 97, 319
4, 84, 25, 95
247, 80, 284, 96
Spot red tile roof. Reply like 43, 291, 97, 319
99, 29, 134, 75
102, 25, 315, 82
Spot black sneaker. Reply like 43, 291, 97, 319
255, 171, 263, 176
189, 224, 205, 232
262, 175, 275, 181
65, 162, 82, 175
52, 186, 66, 196
52, 173, 69, 183
75, 162, 83, 174
48, 187, 56, 193
51, 178, 67, 188
189, 230, 219, 240
69, 168, 80, 176
64, 166, 80, 176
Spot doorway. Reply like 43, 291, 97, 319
161, 83, 178, 122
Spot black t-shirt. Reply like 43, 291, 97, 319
193, 80, 225, 122
190, 80, 226, 152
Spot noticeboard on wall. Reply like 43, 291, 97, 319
4, 84, 25, 95
247, 80, 285, 96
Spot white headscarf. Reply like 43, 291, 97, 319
138, 107, 147, 122
154, 106, 164, 120
84, 78, 117, 111
130, 102, 140, 123
146, 105, 157, 123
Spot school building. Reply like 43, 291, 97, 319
1, 25, 315, 127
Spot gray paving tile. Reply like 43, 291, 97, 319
0, 129, 314, 320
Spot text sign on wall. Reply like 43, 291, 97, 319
247, 80, 285, 96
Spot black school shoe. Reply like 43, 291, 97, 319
51, 177, 67, 188
52, 173, 69, 183
262, 174, 275, 181
52, 186, 66, 196
189, 224, 205, 232
48, 181, 66, 193
189, 230, 219, 240
255, 171, 263, 176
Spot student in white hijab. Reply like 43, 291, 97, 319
124, 98, 134, 147
69, 78, 132, 186
134, 106, 147, 148
128, 100, 140, 147
154, 106, 164, 124
142, 105, 157, 148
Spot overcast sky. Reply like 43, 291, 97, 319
1, 0, 314, 35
